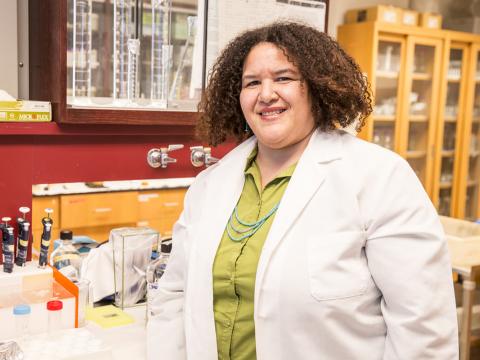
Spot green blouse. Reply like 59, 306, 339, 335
212, 148, 296, 360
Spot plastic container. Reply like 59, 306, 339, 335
146, 240, 172, 321
13, 304, 31, 338
47, 300, 63, 332
75, 278, 93, 327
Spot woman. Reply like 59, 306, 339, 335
147, 22, 458, 359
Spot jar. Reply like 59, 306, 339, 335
13, 304, 31, 339
46, 300, 63, 332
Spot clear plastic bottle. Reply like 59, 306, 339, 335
47, 300, 63, 333
50, 230, 82, 281
13, 304, 31, 339
146, 241, 172, 321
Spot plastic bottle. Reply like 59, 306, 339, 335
146, 241, 172, 321
47, 300, 63, 332
13, 304, 31, 339
50, 230, 82, 281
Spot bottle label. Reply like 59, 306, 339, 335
53, 253, 80, 263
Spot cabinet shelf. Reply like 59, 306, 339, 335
444, 116, 457, 122
412, 73, 432, 80
376, 70, 399, 79
470, 150, 480, 157
439, 181, 453, 189
409, 115, 429, 122
467, 180, 478, 187
442, 150, 455, 157
406, 150, 427, 158
372, 114, 396, 122
447, 77, 461, 82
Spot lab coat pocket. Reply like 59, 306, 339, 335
307, 231, 368, 301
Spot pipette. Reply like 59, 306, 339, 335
38, 208, 54, 268
2, 217, 14, 273
15, 207, 31, 267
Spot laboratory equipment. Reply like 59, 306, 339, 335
127, 38, 140, 101
50, 230, 82, 281
151, 0, 172, 107
75, 278, 92, 327
72, 0, 93, 100
111, 227, 159, 308
113, 0, 134, 100
146, 240, 171, 321
169, 15, 197, 100
38, 208, 54, 269
15, 207, 31, 267
13, 304, 31, 339
47, 300, 63, 332
1, 217, 14, 273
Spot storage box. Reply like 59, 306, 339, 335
345, 5, 401, 25
0, 100, 51, 122
401, 9, 419, 26
419, 12, 442, 29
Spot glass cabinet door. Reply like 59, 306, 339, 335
372, 37, 404, 152
402, 37, 442, 196
463, 48, 480, 220
434, 44, 468, 216
67, 0, 202, 111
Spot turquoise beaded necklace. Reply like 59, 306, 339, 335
226, 202, 280, 242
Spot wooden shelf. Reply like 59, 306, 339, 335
376, 70, 399, 79
442, 150, 455, 157
439, 181, 453, 189
412, 72, 432, 80
406, 150, 427, 158
409, 114, 429, 122
444, 116, 458, 122
470, 150, 480, 157
447, 77, 461, 82
468, 180, 478, 187
373, 114, 396, 122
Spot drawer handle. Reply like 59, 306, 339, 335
94, 207, 112, 213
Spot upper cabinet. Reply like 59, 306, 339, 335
29, 0, 203, 126
338, 22, 480, 220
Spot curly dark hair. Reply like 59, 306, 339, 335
197, 21, 372, 146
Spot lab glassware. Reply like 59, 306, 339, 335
113, 0, 134, 100
75, 278, 93, 327
50, 230, 82, 281
72, 0, 92, 100
151, 0, 172, 107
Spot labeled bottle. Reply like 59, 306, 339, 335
146, 241, 172, 321
47, 300, 63, 333
50, 230, 82, 281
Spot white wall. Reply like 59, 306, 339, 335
328, 0, 410, 37
0, 0, 18, 98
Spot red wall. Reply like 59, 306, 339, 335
0, 122, 234, 262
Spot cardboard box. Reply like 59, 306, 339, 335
419, 12, 442, 29
345, 5, 402, 25
0, 100, 52, 122
401, 9, 419, 26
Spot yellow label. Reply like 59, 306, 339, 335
41, 239, 50, 247
19, 240, 28, 247
0, 111, 51, 122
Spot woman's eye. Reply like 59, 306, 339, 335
245, 80, 260, 88
276, 77, 292, 82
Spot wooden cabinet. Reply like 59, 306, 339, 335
338, 22, 480, 220
137, 188, 186, 237
32, 187, 187, 246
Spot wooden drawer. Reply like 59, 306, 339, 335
32, 196, 60, 230
61, 191, 138, 228
137, 188, 186, 236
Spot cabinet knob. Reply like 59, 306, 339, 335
147, 144, 184, 168
190, 146, 219, 168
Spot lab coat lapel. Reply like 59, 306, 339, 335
255, 130, 343, 305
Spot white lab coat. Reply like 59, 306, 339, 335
147, 129, 458, 360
